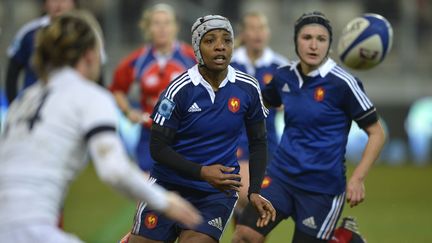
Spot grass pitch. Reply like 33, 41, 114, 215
64, 163, 432, 243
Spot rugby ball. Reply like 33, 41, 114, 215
337, 13, 393, 70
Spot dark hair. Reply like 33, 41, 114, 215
294, 11, 332, 55
33, 11, 98, 81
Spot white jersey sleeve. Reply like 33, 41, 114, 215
71, 74, 169, 210
88, 132, 168, 211
79, 86, 118, 140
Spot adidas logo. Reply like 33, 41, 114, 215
282, 83, 290, 92
188, 102, 202, 112
208, 217, 223, 231
302, 216, 317, 229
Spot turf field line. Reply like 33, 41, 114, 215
88, 203, 136, 243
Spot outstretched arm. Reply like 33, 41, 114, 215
88, 130, 202, 228
347, 120, 386, 207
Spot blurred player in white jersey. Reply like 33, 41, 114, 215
0, 10, 201, 243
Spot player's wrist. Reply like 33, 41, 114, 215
198, 165, 207, 180
247, 192, 259, 201
351, 169, 367, 182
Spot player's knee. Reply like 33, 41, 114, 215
232, 225, 264, 243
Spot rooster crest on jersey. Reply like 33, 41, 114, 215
191, 15, 234, 65
228, 97, 240, 113
144, 213, 158, 229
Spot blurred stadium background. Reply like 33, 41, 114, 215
1, 0, 431, 242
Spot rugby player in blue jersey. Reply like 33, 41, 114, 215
233, 11, 386, 243
127, 15, 276, 243
5, 0, 77, 103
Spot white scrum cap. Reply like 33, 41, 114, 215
191, 15, 234, 65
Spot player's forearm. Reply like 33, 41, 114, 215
246, 120, 268, 196
150, 124, 202, 179
353, 120, 386, 180
113, 91, 131, 115
88, 131, 169, 211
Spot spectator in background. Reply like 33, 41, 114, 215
109, 3, 196, 171
5, 0, 77, 103
233, 11, 385, 243
230, 11, 289, 222
405, 97, 432, 165
0, 10, 201, 243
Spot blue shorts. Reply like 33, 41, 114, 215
242, 172, 345, 240
131, 180, 237, 241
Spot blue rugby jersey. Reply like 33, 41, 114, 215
263, 58, 376, 195
151, 65, 268, 192
231, 47, 289, 156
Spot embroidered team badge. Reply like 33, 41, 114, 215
261, 176, 272, 189
228, 97, 240, 113
144, 213, 158, 229
236, 148, 244, 158
157, 98, 175, 119
263, 73, 273, 84
314, 87, 325, 102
